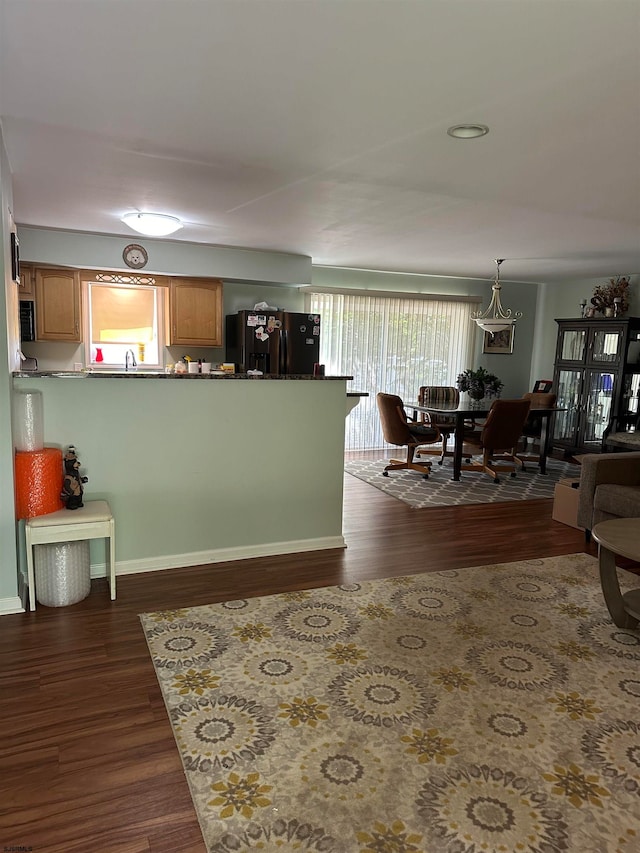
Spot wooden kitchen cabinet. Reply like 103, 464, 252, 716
35, 268, 82, 341
168, 278, 223, 346
18, 264, 34, 298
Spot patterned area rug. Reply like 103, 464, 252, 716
345, 456, 579, 507
140, 554, 640, 852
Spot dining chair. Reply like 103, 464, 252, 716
415, 386, 459, 463
517, 391, 557, 469
416, 385, 478, 465
461, 398, 532, 483
376, 392, 442, 479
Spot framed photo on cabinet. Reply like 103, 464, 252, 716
483, 326, 514, 354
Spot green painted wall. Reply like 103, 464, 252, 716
17, 226, 312, 285
13, 377, 347, 573
530, 276, 640, 386
0, 131, 21, 611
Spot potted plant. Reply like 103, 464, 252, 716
590, 276, 631, 317
456, 366, 504, 402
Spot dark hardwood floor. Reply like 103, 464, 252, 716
0, 462, 604, 852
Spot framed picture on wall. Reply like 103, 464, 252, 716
10, 230, 20, 285
9, 210, 20, 285
482, 326, 514, 354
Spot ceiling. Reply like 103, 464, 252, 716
1, 0, 638, 283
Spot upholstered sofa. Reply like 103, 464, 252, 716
576, 451, 640, 534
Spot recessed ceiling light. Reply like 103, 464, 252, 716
447, 124, 490, 139
121, 212, 183, 237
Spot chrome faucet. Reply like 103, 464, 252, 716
125, 349, 137, 371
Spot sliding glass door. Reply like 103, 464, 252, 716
306, 290, 479, 451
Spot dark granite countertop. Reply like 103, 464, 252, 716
13, 370, 353, 380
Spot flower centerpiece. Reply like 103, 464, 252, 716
590, 276, 631, 317
456, 366, 504, 403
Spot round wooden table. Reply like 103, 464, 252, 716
592, 518, 640, 629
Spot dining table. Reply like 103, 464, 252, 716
407, 399, 561, 481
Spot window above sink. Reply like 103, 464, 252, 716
84, 278, 165, 369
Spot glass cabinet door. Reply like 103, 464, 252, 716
619, 372, 640, 430
559, 329, 586, 361
553, 368, 582, 442
591, 328, 622, 364
583, 370, 615, 445
626, 330, 640, 366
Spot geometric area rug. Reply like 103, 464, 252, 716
140, 554, 640, 851
345, 456, 580, 508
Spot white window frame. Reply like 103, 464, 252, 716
83, 276, 166, 369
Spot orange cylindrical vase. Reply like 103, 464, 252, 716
15, 447, 64, 519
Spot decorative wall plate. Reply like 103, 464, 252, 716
122, 243, 148, 269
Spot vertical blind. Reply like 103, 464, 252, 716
305, 290, 481, 451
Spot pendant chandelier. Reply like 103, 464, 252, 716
471, 258, 522, 334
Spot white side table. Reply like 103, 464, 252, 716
25, 500, 116, 611
591, 518, 640, 629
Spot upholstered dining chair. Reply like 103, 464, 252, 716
416, 385, 477, 465
461, 398, 532, 483
415, 386, 458, 463
517, 391, 557, 470
376, 392, 442, 479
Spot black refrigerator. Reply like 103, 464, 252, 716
226, 311, 321, 374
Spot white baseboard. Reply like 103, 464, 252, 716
90, 535, 347, 578
0, 596, 25, 615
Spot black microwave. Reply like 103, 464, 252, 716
20, 300, 35, 342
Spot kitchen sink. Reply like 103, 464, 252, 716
89, 368, 166, 375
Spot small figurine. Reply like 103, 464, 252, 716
61, 445, 88, 510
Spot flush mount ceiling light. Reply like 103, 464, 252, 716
447, 124, 490, 139
471, 259, 523, 334
121, 212, 183, 237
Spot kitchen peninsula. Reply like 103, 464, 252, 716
12, 372, 351, 586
